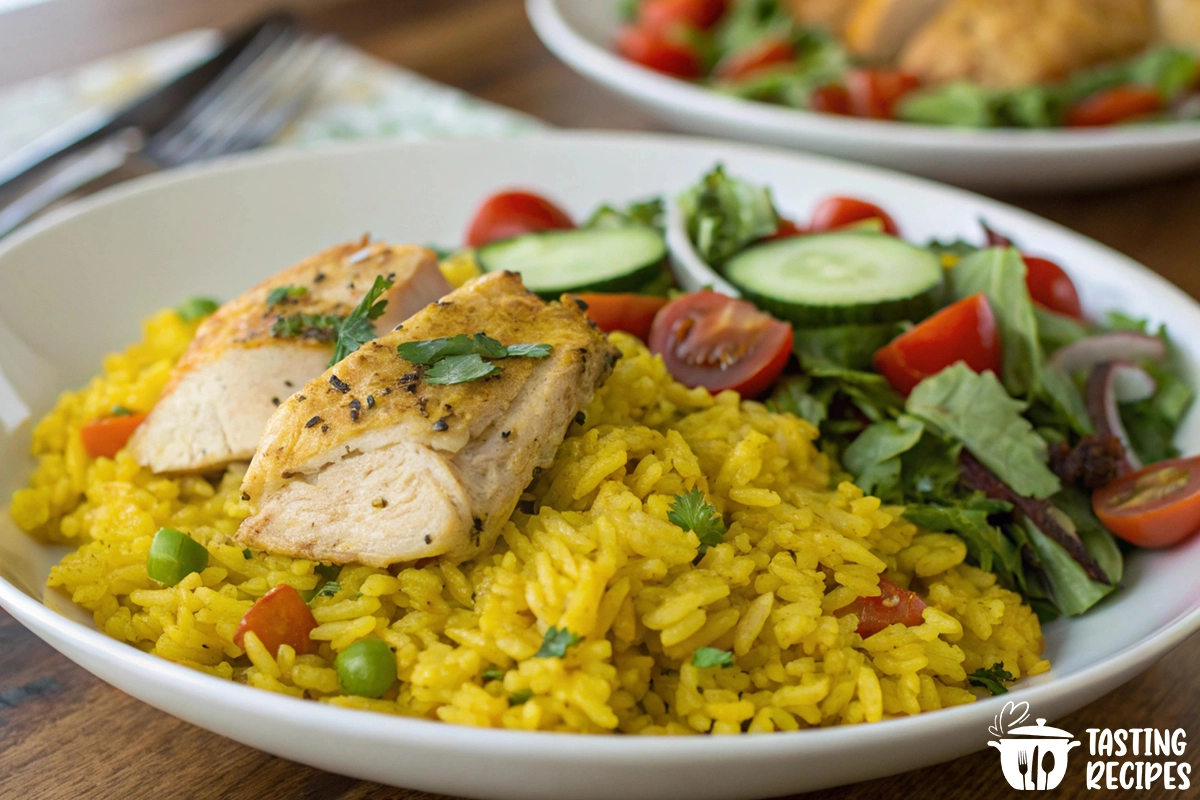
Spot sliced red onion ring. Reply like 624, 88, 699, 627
1086, 361, 1157, 473
1049, 332, 1165, 375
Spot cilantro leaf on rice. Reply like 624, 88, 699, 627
692, 647, 735, 669
967, 662, 1014, 695
535, 626, 582, 659
668, 487, 727, 555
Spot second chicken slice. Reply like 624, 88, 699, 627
235, 271, 621, 567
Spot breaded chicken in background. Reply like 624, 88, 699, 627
1157, 0, 1200, 50
899, 0, 1154, 87
785, 0, 1171, 88
130, 241, 450, 474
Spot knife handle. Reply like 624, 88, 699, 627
0, 128, 144, 238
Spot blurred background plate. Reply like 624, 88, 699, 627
527, 0, 1200, 193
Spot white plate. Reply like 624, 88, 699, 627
1, 133, 1199, 800
527, 0, 1200, 193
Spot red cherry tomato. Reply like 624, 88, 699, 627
80, 413, 148, 459
615, 25, 702, 79
846, 68, 921, 120
835, 577, 927, 638
1093, 456, 1200, 548
809, 196, 900, 236
234, 584, 320, 657
648, 291, 793, 397
1065, 86, 1163, 127
809, 84, 852, 115
714, 37, 795, 82
574, 293, 668, 341
1023, 255, 1082, 319
465, 190, 574, 248
766, 217, 806, 241
873, 293, 1002, 396
640, 0, 727, 32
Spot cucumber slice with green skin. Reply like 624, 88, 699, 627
723, 232, 945, 327
476, 226, 667, 298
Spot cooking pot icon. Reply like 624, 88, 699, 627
989, 718, 1080, 790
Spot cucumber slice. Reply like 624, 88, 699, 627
724, 232, 944, 327
476, 226, 666, 298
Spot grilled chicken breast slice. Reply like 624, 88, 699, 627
235, 271, 620, 567
900, 0, 1153, 88
129, 241, 450, 474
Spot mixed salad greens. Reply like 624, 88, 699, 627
614, 0, 1200, 128
450, 167, 1197, 624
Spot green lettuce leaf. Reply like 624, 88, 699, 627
906, 364, 1061, 499
949, 247, 1041, 397
678, 165, 779, 266
792, 322, 904, 372
842, 415, 924, 498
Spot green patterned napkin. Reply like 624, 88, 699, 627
0, 28, 545, 164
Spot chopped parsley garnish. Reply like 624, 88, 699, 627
177, 296, 220, 322
425, 353, 500, 386
668, 487, 727, 556
397, 332, 552, 387
271, 275, 394, 367
508, 689, 534, 706
535, 626, 582, 658
330, 275, 393, 366
271, 312, 341, 343
482, 668, 504, 683
266, 285, 308, 306
967, 662, 1014, 695
692, 647, 735, 669
315, 581, 341, 598
242, 548, 252, 559
111, 405, 134, 417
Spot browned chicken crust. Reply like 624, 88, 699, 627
235, 271, 620, 567
129, 240, 449, 474
900, 0, 1154, 88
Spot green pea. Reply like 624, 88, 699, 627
335, 639, 397, 698
147, 528, 209, 586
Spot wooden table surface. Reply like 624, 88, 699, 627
1, 1, 1198, 798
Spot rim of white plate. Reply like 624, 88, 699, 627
0, 132, 1197, 760
526, 0, 1200, 154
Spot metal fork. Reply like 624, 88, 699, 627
0, 29, 332, 238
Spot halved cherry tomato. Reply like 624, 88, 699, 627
1023, 255, 1082, 319
234, 584, 320, 657
615, 25, 702, 79
80, 412, 147, 459
873, 293, 1001, 396
846, 68, 921, 120
647, 291, 793, 397
809, 84, 852, 115
714, 36, 795, 82
835, 577, 927, 638
465, 190, 574, 248
766, 217, 806, 241
1093, 456, 1200, 548
639, 0, 727, 32
574, 293, 668, 341
1065, 85, 1163, 127
808, 196, 900, 237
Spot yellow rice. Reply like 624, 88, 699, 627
9, 309, 1048, 733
